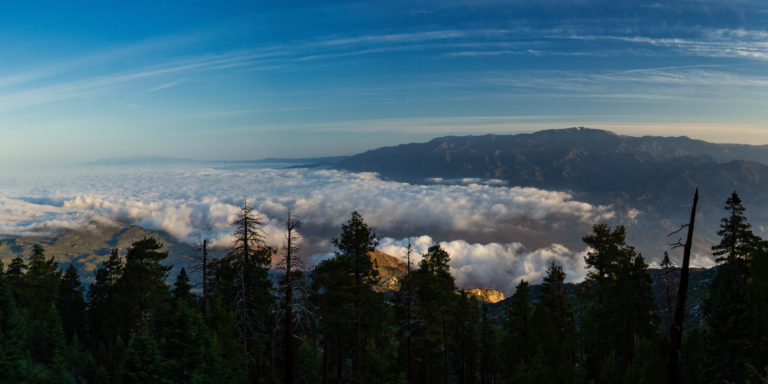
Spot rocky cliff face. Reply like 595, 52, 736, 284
463, 288, 506, 303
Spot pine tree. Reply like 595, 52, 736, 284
393, 240, 417, 382
702, 261, 751, 382
530, 261, 575, 383
5, 256, 26, 299
66, 334, 99, 383
712, 191, 756, 263
331, 211, 379, 382
582, 224, 656, 380
121, 324, 167, 384
0, 269, 29, 381
19, 245, 68, 369
701, 192, 763, 382
312, 255, 355, 381
205, 297, 246, 382
312, 211, 383, 383
748, 240, 768, 376
479, 301, 500, 384
162, 298, 225, 384
58, 264, 87, 343
33, 303, 69, 367
19, 244, 61, 320
116, 237, 172, 335
504, 279, 531, 379
410, 244, 456, 384
172, 267, 193, 303
87, 249, 124, 360
453, 291, 480, 383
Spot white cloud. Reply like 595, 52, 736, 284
377, 236, 589, 295
0, 166, 614, 271
690, 252, 717, 269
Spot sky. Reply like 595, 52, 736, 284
3, 0, 768, 167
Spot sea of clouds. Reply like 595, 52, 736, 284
0, 165, 695, 292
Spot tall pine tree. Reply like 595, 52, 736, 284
582, 224, 656, 381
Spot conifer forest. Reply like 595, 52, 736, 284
0, 190, 765, 383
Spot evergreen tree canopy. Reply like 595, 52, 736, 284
331, 210, 379, 285
312, 211, 384, 383
504, 279, 531, 368
117, 237, 172, 334
582, 224, 655, 380
712, 191, 757, 263
172, 267, 193, 303
19, 244, 61, 320
87, 248, 124, 357
58, 264, 86, 343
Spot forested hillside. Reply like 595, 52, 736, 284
0, 191, 766, 383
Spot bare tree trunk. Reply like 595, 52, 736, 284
442, 319, 449, 384
203, 239, 209, 315
406, 241, 414, 384
336, 335, 343, 380
322, 337, 329, 384
666, 188, 698, 384
354, 250, 363, 382
283, 212, 299, 384
241, 201, 250, 375
241, 257, 249, 374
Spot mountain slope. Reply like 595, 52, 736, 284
0, 223, 197, 281
335, 128, 768, 205
334, 127, 768, 259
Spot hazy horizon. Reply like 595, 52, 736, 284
5, 126, 768, 173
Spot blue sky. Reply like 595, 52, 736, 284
3, 0, 768, 167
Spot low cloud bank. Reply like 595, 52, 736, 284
0, 167, 613, 249
0, 166, 716, 289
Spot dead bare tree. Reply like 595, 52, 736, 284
277, 210, 302, 384
189, 239, 212, 315
405, 239, 415, 383
228, 200, 270, 375
666, 188, 698, 384
659, 251, 677, 332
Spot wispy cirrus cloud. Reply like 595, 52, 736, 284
147, 79, 185, 93
6, 20, 768, 113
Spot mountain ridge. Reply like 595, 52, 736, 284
332, 127, 768, 260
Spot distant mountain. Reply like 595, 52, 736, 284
334, 128, 768, 259
86, 155, 198, 166
87, 155, 348, 168
335, 128, 768, 203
